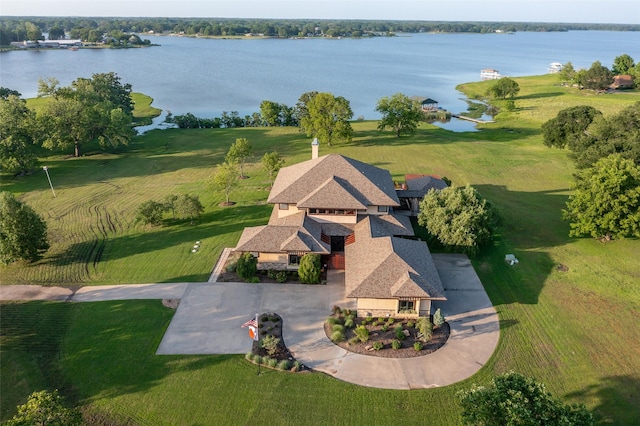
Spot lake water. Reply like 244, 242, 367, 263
1, 31, 639, 131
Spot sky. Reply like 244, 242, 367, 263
1, 0, 639, 24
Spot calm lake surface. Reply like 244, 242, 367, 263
1, 31, 639, 131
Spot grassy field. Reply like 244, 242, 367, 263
2, 75, 640, 424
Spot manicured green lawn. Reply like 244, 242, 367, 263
1, 75, 639, 424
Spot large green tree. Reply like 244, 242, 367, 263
260, 100, 281, 126
541, 105, 602, 150
580, 61, 614, 91
0, 191, 49, 264
487, 77, 520, 100
225, 137, 253, 178
6, 390, 82, 426
0, 94, 38, 174
418, 185, 498, 254
299, 92, 353, 146
375, 93, 423, 137
612, 54, 635, 75
36, 74, 135, 157
563, 154, 640, 240
458, 372, 594, 426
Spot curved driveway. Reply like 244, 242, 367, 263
1, 254, 499, 390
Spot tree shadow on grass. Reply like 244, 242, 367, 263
566, 375, 640, 425
44, 204, 271, 269
446, 185, 574, 307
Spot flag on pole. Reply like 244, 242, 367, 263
241, 315, 259, 341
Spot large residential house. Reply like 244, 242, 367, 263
234, 139, 446, 318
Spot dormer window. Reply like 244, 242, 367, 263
378, 206, 388, 213
279, 203, 289, 210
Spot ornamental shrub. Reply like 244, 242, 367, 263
433, 308, 445, 328
417, 317, 433, 342
392, 339, 402, 350
414, 341, 423, 351
381, 324, 389, 332
373, 341, 384, 350
354, 325, 370, 343
348, 336, 360, 345
332, 324, 345, 333
277, 360, 291, 371
331, 330, 345, 343
276, 271, 288, 283
344, 317, 355, 329
395, 325, 406, 340
298, 253, 321, 283
236, 252, 257, 280
261, 335, 280, 356
327, 316, 341, 325
406, 320, 415, 328
267, 357, 278, 368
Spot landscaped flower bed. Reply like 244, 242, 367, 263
244, 313, 306, 372
324, 306, 450, 358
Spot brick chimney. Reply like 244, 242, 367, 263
311, 137, 319, 159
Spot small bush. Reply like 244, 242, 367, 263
277, 360, 291, 370
416, 317, 433, 342
245, 351, 254, 360
387, 317, 395, 324
344, 317, 355, 329
226, 262, 237, 273
395, 325, 406, 340
354, 325, 370, 343
406, 320, 415, 328
298, 253, 321, 283
348, 336, 360, 345
332, 324, 345, 333
267, 269, 278, 280
365, 316, 374, 323
373, 341, 384, 350
247, 276, 260, 283
236, 252, 258, 279
293, 361, 301, 372
433, 308, 445, 328
331, 330, 345, 343
267, 357, 278, 368
381, 324, 389, 332
414, 341, 423, 351
378, 317, 385, 323
392, 339, 402, 350
276, 271, 288, 283
254, 355, 263, 364
327, 316, 341, 325
261, 335, 280, 356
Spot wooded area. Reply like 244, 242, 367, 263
1, 16, 639, 44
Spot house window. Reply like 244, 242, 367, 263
288, 254, 302, 265
377, 206, 388, 213
398, 300, 415, 312
279, 203, 289, 210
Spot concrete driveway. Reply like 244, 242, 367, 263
1, 254, 499, 390
154, 253, 499, 389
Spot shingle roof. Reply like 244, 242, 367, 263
346, 221, 446, 301
298, 176, 367, 209
234, 211, 330, 254
268, 154, 400, 207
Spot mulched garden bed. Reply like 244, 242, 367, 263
246, 313, 308, 372
324, 310, 450, 359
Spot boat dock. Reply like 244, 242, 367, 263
451, 114, 495, 124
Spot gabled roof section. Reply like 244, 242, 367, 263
234, 211, 330, 254
298, 176, 367, 209
268, 154, 400, 207
346, 220, 445, 301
